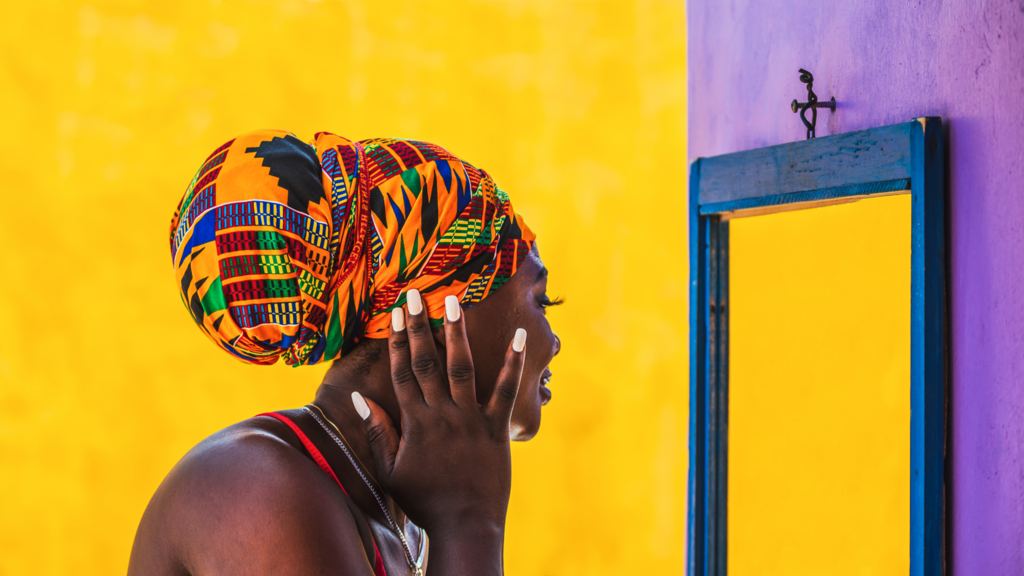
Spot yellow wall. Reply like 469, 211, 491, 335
728, 196, 911, 575
0, 1, 688, 574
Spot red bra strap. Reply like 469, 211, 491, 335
257, 412, 387, 576
258, 412, 349, 496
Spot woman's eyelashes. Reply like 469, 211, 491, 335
537, 295, 564, 312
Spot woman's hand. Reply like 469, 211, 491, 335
354, 288, 525, 574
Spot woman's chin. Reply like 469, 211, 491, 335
509, 413, 542, 441
510, 427, 538, 442
509, 385, 546, 441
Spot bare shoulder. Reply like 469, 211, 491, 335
128, 417, 376, 576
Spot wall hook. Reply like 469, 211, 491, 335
790, 69, 835, 139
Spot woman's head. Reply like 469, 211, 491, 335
459, 244, 561, 440
170, 130, 534, 366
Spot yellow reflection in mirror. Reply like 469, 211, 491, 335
729, 195, 911, 575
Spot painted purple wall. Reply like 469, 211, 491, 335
687, 0, 1024, 572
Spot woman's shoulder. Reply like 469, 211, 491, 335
178, 414, 309, 476
147, 412, 355, 525
170, 414, 319, 496
128, 414, 369, 576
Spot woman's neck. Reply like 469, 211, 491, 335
310, 345, 405, 518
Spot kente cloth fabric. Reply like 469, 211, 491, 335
170, 130, 535, 366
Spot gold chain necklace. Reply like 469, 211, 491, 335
303, 404, 426, 576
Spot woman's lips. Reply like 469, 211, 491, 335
539, 385, 552, 405
539, 369, 553, 405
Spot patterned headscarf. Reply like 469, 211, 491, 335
170, 130, 535, 366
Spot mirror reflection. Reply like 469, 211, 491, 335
729, 195, 912, 575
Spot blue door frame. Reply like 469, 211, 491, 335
687, 118, 947, 576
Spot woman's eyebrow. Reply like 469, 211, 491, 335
535, 267, 548, 282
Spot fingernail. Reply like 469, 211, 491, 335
351, 391, 370, 420
445, 295, 461, 322
392, 308, 405, 332
512, 328, 527, 352
407, 289, 423, 315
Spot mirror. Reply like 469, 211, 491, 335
688, 119, 946, 576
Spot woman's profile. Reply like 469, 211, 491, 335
128, 130, 561, 575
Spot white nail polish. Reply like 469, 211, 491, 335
407, 289, 423, 315
512, 328, 527, 352
352, 391, 370, 420
445, 295, 461, 322
392, 308, 405, 332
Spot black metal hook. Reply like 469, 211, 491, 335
790, 69, 835, 139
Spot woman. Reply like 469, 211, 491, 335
128, 131, 561, 575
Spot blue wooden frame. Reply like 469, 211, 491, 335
687, 118, 946, 576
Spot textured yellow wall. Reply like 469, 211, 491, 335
729, 196, 911, 575
0, 1, 688, 574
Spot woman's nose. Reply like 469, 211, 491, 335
553, 333, 561, 356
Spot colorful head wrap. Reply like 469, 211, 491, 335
170, 130, 535, 366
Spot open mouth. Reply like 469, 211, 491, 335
539, 368, 553, 405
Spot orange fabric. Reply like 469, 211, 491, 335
170, 130, 534, 366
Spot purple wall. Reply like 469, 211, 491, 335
687, 0, 1024, 572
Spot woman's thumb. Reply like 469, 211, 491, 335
352, 391, 399, 479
